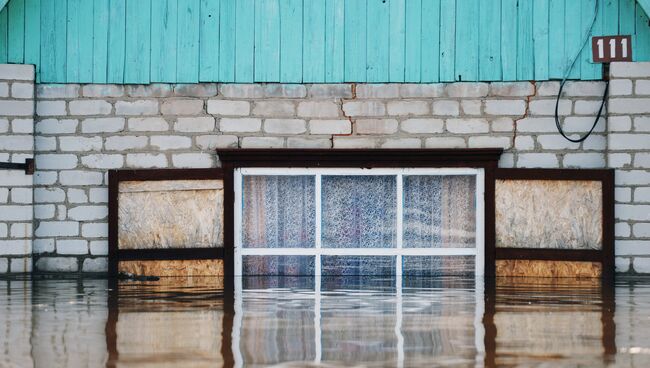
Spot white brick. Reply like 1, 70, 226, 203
517, 153, 559, 168
342, 101, 386, 117
484, 100, 527, 115
160, 99, 204, 115
309, 84, 353, 98
0, 82, 7, 97
529, 100, 572, 116
0, 259, 6, 273
82, 223, 108, 238
491, 118, 514, 132
356, 84, 399, 98
633, 258, 650, 274
36, 84, 79, 99
219, 84, 264, 98
104, 136, 148, 150
399, 84, 444, 98
90, 241, 108, 256
81, 118, 125, 133
89, 188, 108, 203
536, 135, 581, 150
59, 170, 104, 185
82, 258, 108, 272
0, 136, 33, 151
286, 138, 332, 148
35, 154, 78, 169
608, 116, 631, 131
309, 120, 351, 135
67, 188, 88, 203
608, 153, 631, 168
174, 83, 218, 97
573, 100, 605, 115
2, 170, 33, 186
59, 136, 102, 152
634, 116, 650, 132
516, 117, 558, 132
635, 188, 650, 203
126, 153, 168, 168
263, 84, 307, 98
11, 118, 34, 134
11, 82, 34, 99
424, 137, 466, 148
68, 205, 108, 221
563, 153, 606, 168
81, 154, 124, 169
33, 238, 54, 253
35, 221, 79, 237
220, 118, 261, 132
635, 153, 650, 168
445, 83, 488, 98
609, 134, 650, 150
174, 117, 216, 132
127, 84, 173, 97
615, 187, 631, 202
69, 100, 112, 115
563, 81, 606, 97
0, 223, 5, 237
196, 135, 239, 150
615, 257, 630, 273
171, 153, 214, 168
36, 101, 66, 116
616, 204, 650, 221
251, 100, 294, 116
35, 119, 78, 134
240, 137, 284, 148
0, 118, 7, 132
468, 136, 511, 149
0, 101, 32, 118
35, 257, 78, 272
609, 98, 650, 114
356, 119, 398, 134
128, 117, 169, 132
582, 134, 606, 150
33, 171, 57, 186
633, 223, 650, 237
56, 240, 88, 255
264, 119, 306, 134
10, 188, 32, 204
151, 136, 192, 150
401, 118, 444, 134
0, 240, 30, 255
297, 101, 340, 118
387, 101, 429, 115
34, 188, 65, 203
114, 100, 159, 115
432, 100, 460, 116
636, 80, 650, 95
616, 222, 631, 237
0, 188, 7, 203
461, 100, 482, 115
616, 171, 650, 186
489, 82, 534, 97
381, 138, 421, 148
446, 119, 489, 134
561, 117, 606, 132
609, 79, 633, 96
11, 258, 32, 273
9, 223, 31, 238
609, 62, 650, 78
34, 204, 55, 219
208, 100, 251, 115
617, 240, 650, 255
332, 137, 378, 148
0, 64, 34, 80
81, 84, 124, 97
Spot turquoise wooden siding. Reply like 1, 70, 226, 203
0, 0, 649, 84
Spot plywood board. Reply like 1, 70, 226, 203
496, 260, 602, 278
118, 259, 224, 277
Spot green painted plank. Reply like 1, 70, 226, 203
0, 1, 8, 12
517, 0, 534, 80
532, 0, 549, 80
24, 0, 40, 77
304, 0, 326, 82
366, 0, 390, 82
389, 0, 405, 82
51, 0, 67, 82
7, 0, 24, 63
124, 0, 151, 83
279, 0, 302, 83
638, 0, 650, 16
565, 0, 582, 79
151, 0, 178, 82
580, 0, 601, 80
177, 0, 200, 82
218, 0, 235, 81
255, 0, 280, 82
67, 0, 94, 83
439, 0, 455, 82
107, 0, 126, 83
636, 2, 650, 60
405, 0, 422, 82
0, 8, 7, 64
38, 0, 54, 81
420, 0, 440, 82
620, 0, 635, 36
455, 0, 479, 81
92, 0, 108, 83
479, 0, 502, 81
501, 0, 517, 81
234, 0, 253, 82
548, 0, 565, 78
344, 0, 366, 82
199, 0, 219, 82
324, 0, 344, 82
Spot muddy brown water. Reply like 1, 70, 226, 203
1, 276, 649, 367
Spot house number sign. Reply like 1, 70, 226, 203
592, 35, 633, 63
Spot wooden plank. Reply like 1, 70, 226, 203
366, 0, 390, 82
548, 0, 565, 79
24, 0, 40, 77
501, 0, 517, 81
0, 1, 7, 12
151, 0, 178, 83
279, 0, 302, 83
324, 0, 344, 82
218, 0, 235, 82
124, 0, 151, 84
107, 0, 126, 83
389, 0, 405, 82
580, 0, 602, 80
199, 0, 220, 82
479, 0, 501, 81
533, 0, 549, 80
67, 0, 94, 83
517, 0, 534, 80
405, 0, 422, 82
234, 0, 254, 82
177, 0, 200, 82
638, 0, 650, 16
455, 0, 479, 81
344, 0, 366, 82
565, 0, 582, 79
439, 0, 455, 82
255, 0, 280, 82
7, 0, 24, 63
0, 7, 6, 64
93, 0, 109, 83
637, 2, 650, 60
303, 0, 326, 82
420, 0, 440, 82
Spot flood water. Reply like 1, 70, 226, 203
1, 276, 650, 367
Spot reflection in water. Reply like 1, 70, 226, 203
2, 276, 650, 367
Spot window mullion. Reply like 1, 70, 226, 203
315, 174, 322, 276
396, 173, 403, 277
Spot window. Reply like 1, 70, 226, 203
234, 168, 485, 277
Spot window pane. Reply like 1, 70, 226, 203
322, 175, 396, 248
242, 175, 315, 248
321, 256, 396, 276
242, 255, 315, 276
403, 175, 476, 248
402, 256, 475, 277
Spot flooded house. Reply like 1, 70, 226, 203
1, 0, 650, 366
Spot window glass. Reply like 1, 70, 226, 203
242, 255, 315, 276
402, 256, 475, 277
